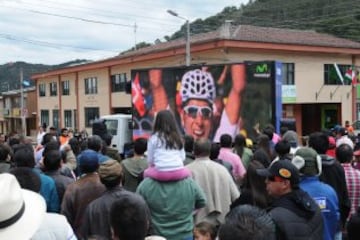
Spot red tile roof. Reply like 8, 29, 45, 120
113, 24, 360, 59
233, 25, 360, 48
32, 24, 360, 77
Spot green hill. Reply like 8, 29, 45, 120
167, 0, 360, 42
2, 0, 359, 92
0, 59, 89, 93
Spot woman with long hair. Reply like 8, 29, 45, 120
144, 110, 190, 181
233, 134, 253, 170
230, 160, 271, 209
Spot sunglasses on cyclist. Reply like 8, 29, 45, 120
183, 105, 212, 119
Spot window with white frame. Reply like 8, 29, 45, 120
84, 77, 98, 94
111, 73, 127, 92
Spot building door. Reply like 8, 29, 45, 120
321, 104, 340, 130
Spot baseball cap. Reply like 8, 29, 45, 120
291, 147, 322, 176
256, 160, 300, 187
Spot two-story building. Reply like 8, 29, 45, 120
32, 24, 360, 137
2, 87, 37, 136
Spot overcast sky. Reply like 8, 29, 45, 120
0, 0, 248, 65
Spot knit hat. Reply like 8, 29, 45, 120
291, 147, 322, 176
79, 149, 99, 172
98, 159, 122, 181
256, 160, 300, 187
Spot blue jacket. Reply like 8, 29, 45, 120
33, 169, 60, 213
300, 176, 340, 240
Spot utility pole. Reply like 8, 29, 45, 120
167, 10, 191, 66
20, 68, 26, 136
134, 22, 137, 50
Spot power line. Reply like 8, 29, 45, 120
17, 0, 185, 27
0, 33, 119, 52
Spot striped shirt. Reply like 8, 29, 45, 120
342, 163, 360, 218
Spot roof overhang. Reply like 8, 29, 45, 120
32, 38, 360, 79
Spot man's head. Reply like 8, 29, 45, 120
183, 134, 194, 153
98, 159, 122, 188
133, 138, 147, 156
0, 144, 11, 163
336, 143, 353, 164
262, 126, 274, 142
218, 205, 276, 240
257, 160, 300, 197
41, 133, 55, 146
308, 131, 329, 154
220, 134, 233, 148
13, 145, 35, 168
193, 138, 211, 158
87, 135, 103, 152
60, 128, 68, 137
110, 194, 149, 240
40, 122, 47, 132
79, 149, 99, 173
0, 133, 6, 143
291, 147, 322, 176
282, 130, 299, 148
180, 69, 216, 140
43, 150, 62, 172
10, 167, 41, 192
210, 143, 221, 160
42, 140, 60, 157
338, 127, 348, 137
345, 120, 350, 127
194, 222, 217, 240
274, 140, 291, 157
49, 127, 57, 136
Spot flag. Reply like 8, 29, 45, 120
333, 63, 344, 85
131, 73, 146, 117
345, 67, 357, 86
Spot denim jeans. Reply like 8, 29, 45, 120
334, 231, 342, 240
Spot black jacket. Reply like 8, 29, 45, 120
269, 189, 324, 240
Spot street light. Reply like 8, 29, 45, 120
167, 9, 190, 66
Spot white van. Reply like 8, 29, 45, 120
100, 114, 133, 156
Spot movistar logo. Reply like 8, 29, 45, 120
256, 64, 268, 73
254, 63, 271, 78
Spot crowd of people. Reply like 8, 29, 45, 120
1, 112, 360, 240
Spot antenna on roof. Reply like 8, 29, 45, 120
134, 22, 137, 50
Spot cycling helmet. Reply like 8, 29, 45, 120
180, 69, 216, 104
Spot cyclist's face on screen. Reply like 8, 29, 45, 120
182, 99, 212, 140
